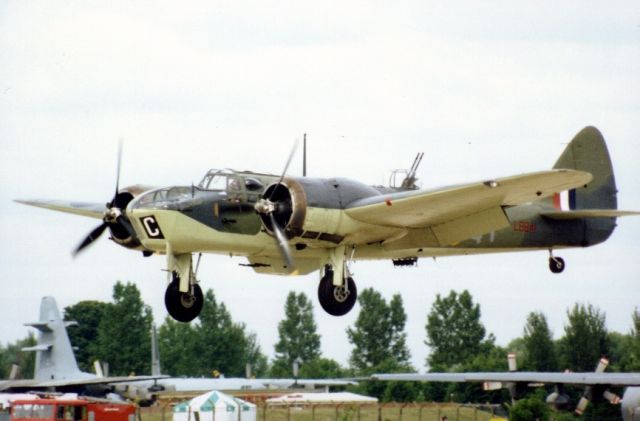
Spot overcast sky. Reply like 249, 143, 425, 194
1, 1, 639, 373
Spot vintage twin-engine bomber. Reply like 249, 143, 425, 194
17, 127, 639, 322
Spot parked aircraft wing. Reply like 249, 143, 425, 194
0, 375, 169, 392
371, 372, 640, 386
346, 169, 592, 245
14, 199, 105, 219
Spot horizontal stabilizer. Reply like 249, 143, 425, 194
541, 210, 640, 220
24, 322, 53, 332
22, 344, 52, 352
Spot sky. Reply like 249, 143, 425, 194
1, 1, 639, 373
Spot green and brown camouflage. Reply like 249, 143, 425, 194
16, 126, 639, 322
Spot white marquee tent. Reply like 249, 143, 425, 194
266, 392, 378, 405
173, 391, 256, 421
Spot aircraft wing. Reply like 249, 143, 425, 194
371, 372, 640, 387
346, 170, 591, 245
14, 199, 105, 219
0, 375, 169, 392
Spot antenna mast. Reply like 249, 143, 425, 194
302, 133, 307, 177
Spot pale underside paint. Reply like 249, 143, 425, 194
128, 205, 565, 276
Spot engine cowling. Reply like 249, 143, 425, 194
109, 185, 154, 249
258, 178, 307, 239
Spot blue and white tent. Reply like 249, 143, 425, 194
173, 391, 256, 421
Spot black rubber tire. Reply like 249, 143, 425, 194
164, 275, 204, 322
317, 271, 357, 316
549, 257, 565, 274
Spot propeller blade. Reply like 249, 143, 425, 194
114, 140, 123, 201
574, 396, 590, 415
269, 140, 299, 201
269, 213, 295, 271
73, 223, 108, 257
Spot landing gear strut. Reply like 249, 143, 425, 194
165, 272, 203, 322
548, 250, 565, 274
317, 267, 357, 316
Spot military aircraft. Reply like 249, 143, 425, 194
16, 126, 639, 322
371, 356, 640, 421
0, 297, 166, 395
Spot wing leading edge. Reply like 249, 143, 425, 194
14, 199, 105, 219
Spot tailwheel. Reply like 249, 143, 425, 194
549, 256, 565, 274
317, 269, 357, 316
165, 273, 203, 322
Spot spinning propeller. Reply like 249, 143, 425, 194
254, 141, 299, 271
73, 144, 135, 256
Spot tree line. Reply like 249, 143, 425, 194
1, 282, 638, 416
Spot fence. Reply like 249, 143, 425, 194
139, 402, 502, 421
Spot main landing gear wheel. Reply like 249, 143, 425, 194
549, 256, 565, 274
165, 274, 203, 322
318, 270, 357, 316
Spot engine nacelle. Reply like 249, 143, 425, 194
259, 178, 307, 239
110, 185, 154, 250
258, 177, 381, 245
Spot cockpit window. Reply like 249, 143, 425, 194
132, 186, 192, 210
206, 174, 228, 191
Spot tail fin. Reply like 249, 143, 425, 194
552, 126, 617, 211
22, 296, 87, 380
549, 127, 618, 245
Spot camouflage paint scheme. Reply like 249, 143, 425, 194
16, 126, 639, 319
123, 127, 621, 268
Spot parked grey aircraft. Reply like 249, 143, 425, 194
0, 297, 352, 401
0, 296, 166, 395
16, 127, 639, 322
135, 325, 355, 397
372, 356, 640, 421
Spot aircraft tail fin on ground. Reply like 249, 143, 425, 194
22, 296, 86, 381
548, 126, 619, 244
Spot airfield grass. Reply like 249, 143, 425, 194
139, 403, 500, 421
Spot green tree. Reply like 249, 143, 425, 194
0, 334, 36, 379
628, 308, 640, 370
609, 308, 640, 372
558, 303, 609, 371
64, 300, 109, 372
271, 292, 321, 377
347, 288, 412, 374
425, 290, 487, 369
158, 316, 198, 376
158, 289, 267, 378
522, 311, 557, 371
509, 390, 551, 421
96, 281, 153, 375
193, 289, 251, 377
245, 332, 269, 378
299, 358, 344, 379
